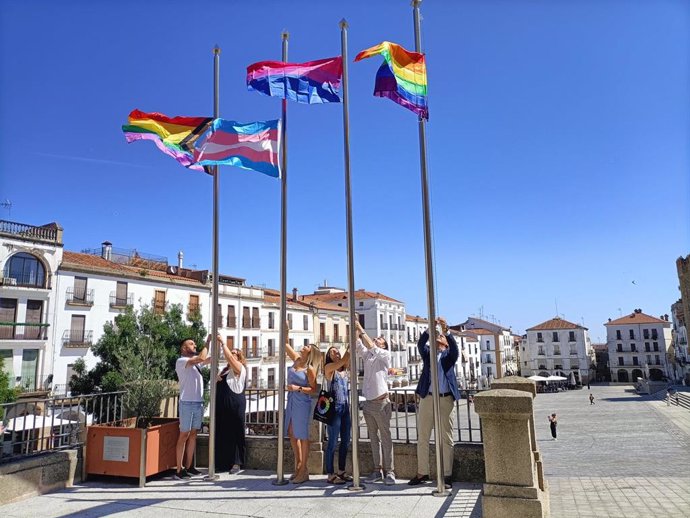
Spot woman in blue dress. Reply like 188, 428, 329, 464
284, 339, 321, 484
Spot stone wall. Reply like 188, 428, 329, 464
0, 449, 81, 505
196, 435, 485, 482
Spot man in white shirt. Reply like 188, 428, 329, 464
355, 321, 395, 485
174, 334, 211, 480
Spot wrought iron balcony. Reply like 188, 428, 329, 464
62, 329, 93, 347
66, 287, 94, 306
110, 292, 133, 308
0, 322, 49, 340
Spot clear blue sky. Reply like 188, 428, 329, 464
1, 0, 688, 340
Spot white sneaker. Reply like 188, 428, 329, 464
366, 470, 383, 483
384, 472, 396, 485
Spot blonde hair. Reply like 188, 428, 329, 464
304, 344, 322, 374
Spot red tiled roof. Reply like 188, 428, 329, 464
605, 311, 669, 326
469, 328, 494, 336
302, 289, 402, 304
61, 251, 206, 287
526, 317, 585, 331
405, 315, 428, 323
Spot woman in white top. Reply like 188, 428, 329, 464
215, 337, 247, 473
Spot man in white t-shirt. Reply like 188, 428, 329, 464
174, 334, 211, 480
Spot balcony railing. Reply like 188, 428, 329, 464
65, 287, 94, 306
381, 323, 389, 330
0, 322, 49, 340
0, 220, 60, 244
319, 335, 331, 344
62, 329, 93, 347
110, 292, 133, 308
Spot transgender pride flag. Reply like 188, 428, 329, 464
247, 57, 342, 104
194, 119, 281, 178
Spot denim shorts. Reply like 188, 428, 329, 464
179, 401, 204, 432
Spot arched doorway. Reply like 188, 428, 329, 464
649, 368, 664, 381
617, 370, 629, 382
631, 369, 643, 381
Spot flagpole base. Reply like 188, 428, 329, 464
431, 488, 450, 497
272, 478, 290, 486
347, 483, 365, 492
204, 474, 219, 482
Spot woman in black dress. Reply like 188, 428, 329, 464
215, 340, 247, 473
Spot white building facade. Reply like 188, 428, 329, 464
605, 309, 673, 383
524, 317, 593, 384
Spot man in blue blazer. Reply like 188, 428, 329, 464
408, 317, 459, 488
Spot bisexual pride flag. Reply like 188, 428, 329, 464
194, 119, 281, 178
246, 57, 343, 104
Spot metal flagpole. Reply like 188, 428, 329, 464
340, 19, 364, 492
411, 0, 446, 496
206, 45, 221, 481
273, 30, 290, 486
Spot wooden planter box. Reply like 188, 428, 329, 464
85, 417, 179, 487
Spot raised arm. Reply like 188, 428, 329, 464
356, 321, 374, 350
324, 350, 350, 380
185, 334, 211, 367
284, 320, 299, 361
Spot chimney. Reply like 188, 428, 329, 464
101, 241, 112, 261
664, 314, 669, 321
178, 250, 184, 269
292, 287, 298, 301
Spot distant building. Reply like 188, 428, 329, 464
670, 300, 688, 384
0, 220, 64, 392
405, 315, 428, 381
459, 317, 515, 379
524, 316, 593, 384
591, 343, 611, 382
605, 309, 672, 382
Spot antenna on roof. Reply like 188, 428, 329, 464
1, 199, 11, 219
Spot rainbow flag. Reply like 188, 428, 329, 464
354, 41, 428, 120
247, 57, 343, 104
122, 110, 212, 171
194, 119, 281, 178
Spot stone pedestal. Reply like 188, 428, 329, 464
307, 417, 324, 474
475, 388, 549, 518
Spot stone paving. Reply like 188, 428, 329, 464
1, 383, 689, 517
534, 384, 690, 518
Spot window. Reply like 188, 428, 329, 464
227, 336, 234, 349
5, 253, 46, 287
631, 344, 636, 352
0, 349, 13, 383
618, 357, 624, 366
643, 329, 649, 339
629, 329, 635, 340
303, 338, 309, 347
268, 368, 275, 388
267, 339, 275, 357
188, 294, 200, 314
645, 342, 650, 352
553, 347, 561, 356
646, 355, 652, 365
20, 349, 38, 390
333, 324, 339, 342
242, 336, 249, 357
251, 367, 259, 388
632, 356, 639, 366
25, 300, 43, 339
252, 307, 260, 329
569, 346, 577, 355
617, 344, 623, 352
538, 346, 545, 355
568, 331, 575, 342
287, 314, 293, 330
379, 314, 384, 329
616, 330, 622, 340
251, 337, 258, 357
653, 342, 659, 352
303, 315, 309, 331
655, 355, 660, 365
651, 330, 658, 340
552, 332, 559, 342
217, 304, 223, 325
73, 277, 88, 302
115, 281, 128, 306
359, 301, 363, 307
345, 324, 350, 343
267, 311, 274, 330
358, 314, 365, 327
154, 290, 166, 314
227, 305, 236, 328
70, 315, 86, 343
537, 332, 543, 342
0, 298, 17, 339
389, 315, 393, 330
319, 323, 326, 342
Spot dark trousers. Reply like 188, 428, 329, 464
550, 423, 557, 439
325, 403, 351, 474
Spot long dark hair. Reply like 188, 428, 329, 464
325, 346, 346, 372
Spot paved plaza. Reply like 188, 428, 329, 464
1, 384, 689, 517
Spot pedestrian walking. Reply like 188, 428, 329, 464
589, 393, 595, 405
666, 389, 672, 407
587, 381, 590, 390
548, 413, 558, 440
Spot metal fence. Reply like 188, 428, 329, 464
0, 391, 125, 462
242, 387, 483, 444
